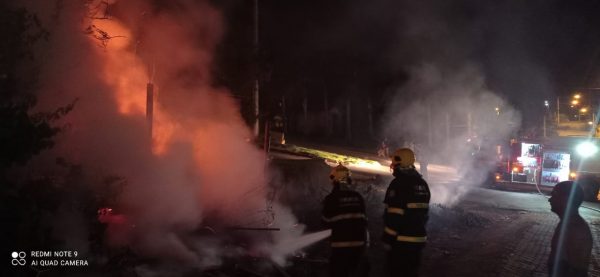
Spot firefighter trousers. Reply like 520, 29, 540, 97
329, 247, 369, 277
387, 243, 424, 277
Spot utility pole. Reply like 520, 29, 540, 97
445, 113, 451, 148
467, 112, 473, 138
324, 91, 331, 137
252, 0, 260, 138
427, 103, 433, 147
543, 115, 547, 138
263, 120, 270, 153
367, 97, 374, 138
302, 91, 308, 121
146, 83, 154, 139
346, 99, 352, 141
556, 97, 560, 125
281, 95, 287, 134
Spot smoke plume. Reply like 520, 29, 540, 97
14, 0, 298, 269
382, 0, 528, 205
384, 64, 521, 205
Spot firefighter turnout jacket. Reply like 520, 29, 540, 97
383, 168, 431, 246
322, 183, 368, 248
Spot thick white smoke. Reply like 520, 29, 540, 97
384, 64, 521, 205
13, 0, 302, 270
379, 0, 529, 206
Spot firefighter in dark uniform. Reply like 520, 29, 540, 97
322, 164, 369, 277
383, 148, 431, 277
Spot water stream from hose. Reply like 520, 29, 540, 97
269, 229, 332, 265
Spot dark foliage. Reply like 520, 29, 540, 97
0, 98, 77, 168
0, 3, 73, 170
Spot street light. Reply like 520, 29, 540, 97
581, 108, 588, 113
572, 100, 579, 105
574, 93, 581, 99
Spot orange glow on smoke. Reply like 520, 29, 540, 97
151, 113, 177, 155
92, 19, 147, 116
86, 5, 267, 218
74, 2, 270, 256
90, 18, 175, 155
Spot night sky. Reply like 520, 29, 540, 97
3, 2, 600, 274
214, 0, 600, 131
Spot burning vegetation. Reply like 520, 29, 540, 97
2, 0, 316, 275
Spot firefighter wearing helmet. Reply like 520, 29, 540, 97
322, 164, 369, 277
383, 148, 431, 277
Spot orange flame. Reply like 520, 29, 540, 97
86, 4, 266, 220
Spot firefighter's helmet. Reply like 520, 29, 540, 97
330, 164, 351, 183
391, 148, 416, 168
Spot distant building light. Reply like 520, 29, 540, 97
588, 121, 594, 125
572, 100, 579, 105
544, 100, 549, 107
574, 94, 581, 99
581, 108, 588, 113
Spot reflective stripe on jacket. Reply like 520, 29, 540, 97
382, 168, 431, 246
323, 184, 368, 247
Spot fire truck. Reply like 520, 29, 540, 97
494, 140, 545, 185
494, 137, 600, 201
